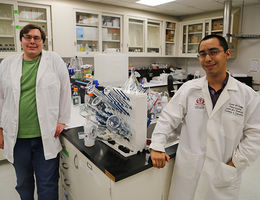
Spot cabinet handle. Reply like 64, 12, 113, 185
87, 161, 92, 170
74, 154, 79, 169
62, 162, 69, 169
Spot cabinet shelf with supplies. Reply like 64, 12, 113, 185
76, 12, 99, 54
75, 11, 122, 55
102, 14, 122, 53
181, 22, 203, 56
180, 9, 240, 57
165, 21, 176, 56
17, 3, 52, 51
0, 2, 17, 55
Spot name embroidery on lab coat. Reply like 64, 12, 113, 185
225, 103, 244, 117
195, 97, 205, 109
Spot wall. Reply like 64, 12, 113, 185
228, 3, 260, 83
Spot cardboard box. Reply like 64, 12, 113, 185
212, 19, 223, 30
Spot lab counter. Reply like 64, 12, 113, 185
61, 126, 178, 182
60, 127, 178, 200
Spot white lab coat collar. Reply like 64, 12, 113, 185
200, 73, 239, 118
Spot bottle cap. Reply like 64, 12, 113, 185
74, 87, 79, 91
93, 80, 99, 87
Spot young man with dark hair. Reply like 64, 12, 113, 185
150, 35, 260, 200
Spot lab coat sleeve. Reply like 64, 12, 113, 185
232, 93, 260, 171
55, 53, 71, 125
149, 86, 186, 152
0, 61, 3, 128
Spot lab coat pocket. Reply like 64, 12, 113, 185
213, 161, 238, 187
222, 112, 243, 140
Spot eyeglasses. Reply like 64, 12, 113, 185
23, 35, 42, 42
197, 49, 224, 58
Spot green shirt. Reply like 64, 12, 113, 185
17, 56, 41, 138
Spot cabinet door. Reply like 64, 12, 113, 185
102, 14, 122, 53
60, 137, 111, 200
128, 17, 145, 53
110, 158, 175, 200
75, 11, 100, 55
211, 18, 223, 36
0, 2, 17, 57
17, 3, 52, 51
147, 20, 161, 55
60, 137, 82, 199
165, 21, 176, 56
187, 23, 203, 54
76, 151, 111, 200
182, 22, 203, 56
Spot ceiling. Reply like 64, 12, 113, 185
85, 0, 260, 17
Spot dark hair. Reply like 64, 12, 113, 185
198, 34, 229, 52
19, 24, 46, 43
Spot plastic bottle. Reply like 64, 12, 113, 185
84, 92, 94, 105
88, 93, 94, 104
72, 88, 81, 105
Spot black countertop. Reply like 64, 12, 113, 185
62, 126, 178, 182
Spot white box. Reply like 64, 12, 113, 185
94, 53, 128, 87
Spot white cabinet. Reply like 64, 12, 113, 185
17, 3, 52, 51
180, 9, 240, 58
0, 1, 17, 57
75, 10, 122, 56
59, 136, 111, 200
180, 18, 224, 57
60, 136, 174, 200
0, 1, 52, 59
102, 14, 122, 53
165, 21, 176, 56
75, 11, 100, 55
127, 17, 145, 53
127, 16, 163, 56
181, 21, 204, 57
147, 20, 161, 54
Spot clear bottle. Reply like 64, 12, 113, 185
72, 87, 81, 105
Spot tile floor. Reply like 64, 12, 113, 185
1, 157, 260, 200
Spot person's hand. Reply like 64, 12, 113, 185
54, 123, 65, 138
150, 149, 170, 168
0, 128, 4, 149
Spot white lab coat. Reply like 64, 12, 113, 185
0, 50, 71, 163
150, 75, 260, 200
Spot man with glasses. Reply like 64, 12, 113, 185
150, 34, 260, 200
0, 24, 71, 200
